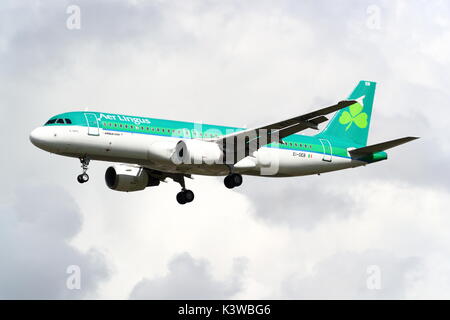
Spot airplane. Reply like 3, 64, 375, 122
30, 81, 418, 204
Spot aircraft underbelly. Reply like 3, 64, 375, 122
164, 148, 359, 177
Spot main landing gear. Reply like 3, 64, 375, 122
224, 173, 243, 189
77, 157, 90, 184
174, 175, 194, 205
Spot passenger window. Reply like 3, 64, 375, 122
56, 119, 65, 124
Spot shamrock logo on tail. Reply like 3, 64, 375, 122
338, 98, 368, 131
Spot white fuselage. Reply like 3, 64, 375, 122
30, 124, 366, 177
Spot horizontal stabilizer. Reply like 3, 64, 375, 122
349, 136, 419, 156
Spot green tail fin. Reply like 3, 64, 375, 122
317, 80, 376, 147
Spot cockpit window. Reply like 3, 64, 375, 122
45, 119, 57, 125
44, 118, 73, 125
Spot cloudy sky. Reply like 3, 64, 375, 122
1, 0, 450, 299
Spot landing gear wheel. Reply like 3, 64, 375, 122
176, 192, 187, 205
224, 173, 243, 189
224, 175, 235, 189
81, 173, 89, 183
174, 175, 195, 205
184, 190, 194, 203
231, 173, 242, 187
176, 189, 194, 204
77, 173, 89, 184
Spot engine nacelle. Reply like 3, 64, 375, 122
105, 164, 160, 192
171, 140, 223, 165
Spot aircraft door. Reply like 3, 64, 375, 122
84, 113, 100, 136
319, 138, 332, 162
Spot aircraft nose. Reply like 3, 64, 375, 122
30, 127, 51, 148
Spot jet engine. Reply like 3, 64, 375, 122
171, 140, 223, 165
105, 164, 160, 192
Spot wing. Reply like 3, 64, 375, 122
213, 100, 357, 164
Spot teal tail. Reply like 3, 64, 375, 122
317, 80, 376, 147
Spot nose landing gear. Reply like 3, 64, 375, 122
77, 157, 90, 184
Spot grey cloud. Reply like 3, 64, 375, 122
0, 1, 141, 83
13, 184, 82, 239
242, 176, 357, 230
130, 253, 247, 300
0, 0, 197, 78
0, 185, 110, 299
282, 250, 422, 299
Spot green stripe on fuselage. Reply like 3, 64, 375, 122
45, 111, 384, 162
